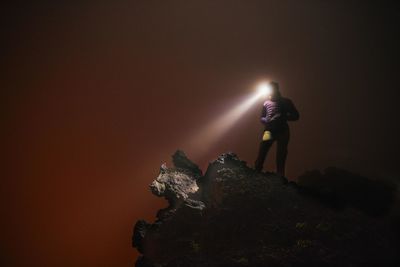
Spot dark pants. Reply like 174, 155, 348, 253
254, 126, 290, 176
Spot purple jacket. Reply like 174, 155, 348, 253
260, 97, 299, 131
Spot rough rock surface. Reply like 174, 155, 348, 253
133, 151, 399, 267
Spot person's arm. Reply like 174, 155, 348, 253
286, 99, 299, 121
260, 104, 268, 124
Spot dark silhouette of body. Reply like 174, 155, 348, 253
254, 82, 299, 176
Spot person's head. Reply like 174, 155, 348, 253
269, 81, 281, 98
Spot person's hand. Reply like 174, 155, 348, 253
261, 117, 268, 124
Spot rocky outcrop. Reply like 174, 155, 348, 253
132, 151, 399, 267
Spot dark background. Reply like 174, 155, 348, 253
2, 1, 399, 266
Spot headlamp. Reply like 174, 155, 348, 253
257, 82, 272, 96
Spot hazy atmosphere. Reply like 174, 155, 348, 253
2, 1, 399, 266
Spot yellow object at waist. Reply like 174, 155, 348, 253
262, 131, 272, 141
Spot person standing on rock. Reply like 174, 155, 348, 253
254, 81, 299, 176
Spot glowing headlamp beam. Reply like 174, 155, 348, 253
185, 88, 267, 157
257, 82, 272, 96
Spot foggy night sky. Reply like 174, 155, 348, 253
1, 1, 400, 266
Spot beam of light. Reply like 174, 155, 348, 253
257, 82, 272, 96
185, 88, 267, 158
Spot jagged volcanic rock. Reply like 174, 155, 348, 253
133, 151, 399, 267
